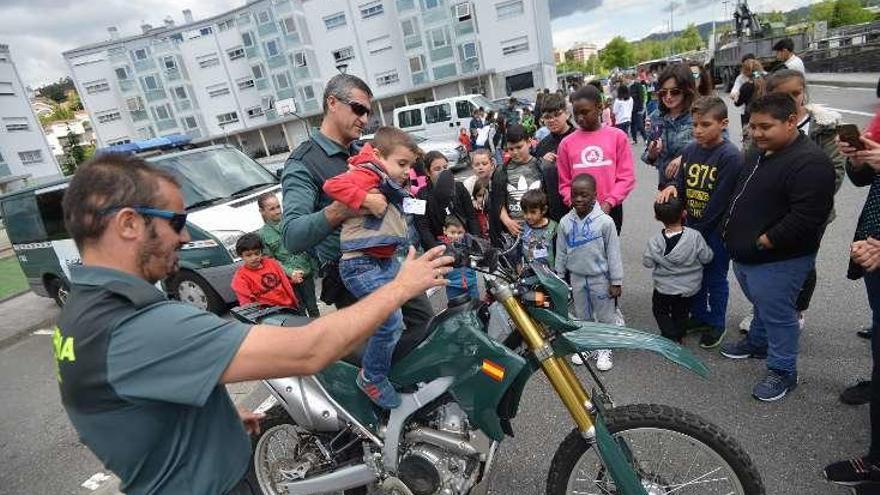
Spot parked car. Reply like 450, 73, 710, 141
393, 94, 498, 142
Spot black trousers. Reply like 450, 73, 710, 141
609, 204, 623, 235
652, 290, 691, 342
294, 276, 321, 317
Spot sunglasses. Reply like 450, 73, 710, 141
101, 205, 188, 233
337, 97, 371, 117
657, 88, 684, 98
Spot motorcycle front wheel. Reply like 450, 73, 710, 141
546, 403, 765, 495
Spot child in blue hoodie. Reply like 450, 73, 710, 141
555, 174, 622, 371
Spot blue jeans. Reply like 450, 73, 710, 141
733, 254, 816, 374
690, 231, 730, 329
865, 271, 880, 457
339, 256, 403, 382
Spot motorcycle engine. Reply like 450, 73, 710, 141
398, 403, 479, 495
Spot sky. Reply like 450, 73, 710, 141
1, 0, 820, 88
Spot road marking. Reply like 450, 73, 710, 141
81, 472, 112, 490
825, 107, 875, 118
31, 329, 53, 336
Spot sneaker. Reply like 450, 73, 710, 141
720, 338, 768, 360
739, 314, 753, 334
752, 370, 797, 402
699, 326, 726, 349
858, 327, 874, 340
841, 380, 872, 406
595, 349, 613, 371
825, 457, 880, 485
356, 370, 401, 409
571, 353, 586, 365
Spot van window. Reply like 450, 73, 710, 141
425, 103, 452, 124
456, 100, 474, 119
398, 109, 422, 128
36, 190, 68, 241
2, 194, 46, 243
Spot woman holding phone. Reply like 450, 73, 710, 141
642, 63, 696, 187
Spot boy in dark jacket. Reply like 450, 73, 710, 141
720, 93, 835, 402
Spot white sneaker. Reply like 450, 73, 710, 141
798, 313, 805, 332
595, 349, 613, 371
571, 353, 584, 366
739, 314, 753, 333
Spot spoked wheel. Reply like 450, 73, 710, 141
546, 404, 765, 495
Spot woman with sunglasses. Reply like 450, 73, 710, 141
642, 63, 697, 186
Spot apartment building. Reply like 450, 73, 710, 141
64, 0, 555, 158
567, 42, 598, 63
0, 44, 62, 192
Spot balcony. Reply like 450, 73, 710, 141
267, 54, 287, 69
118, 79, 137, 92
130, 110, 149, 122
292, 65, 310, 80
277, 87, 295, 100
156, 119, 177, 132
396, 0, 415, 11
461, 58, 480, 74
429, 45, 453, 62
454, 19, 475, 37
404, 34, 422, 51
300, 100, 319, 113
145, 89, 167, 102
432, 63, 456, 80
258, 22, 278, 37
256, 78, 269, 91
412, 72, 428, 86
133, 58, 156, 72
285, 32, 301, 45
422, 7, 446, 25
174, 99, 192, 112
246, 46, 260, 59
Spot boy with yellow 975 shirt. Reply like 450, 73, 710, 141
656, 96, 743, 349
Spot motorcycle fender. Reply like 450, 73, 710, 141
530, 308, 709, 378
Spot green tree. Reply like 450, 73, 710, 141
763, 10, 787, 24
600, 36, 633, 69
61, 128, 86, 176
585, 54, 604, 75
812, 0, 873, 27
673, 24, 704, 53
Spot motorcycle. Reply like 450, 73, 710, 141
231, 239, 764, 495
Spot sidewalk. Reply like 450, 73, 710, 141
808, 72, 880, 89
0, 291, 59, 350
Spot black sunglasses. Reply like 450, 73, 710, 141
657, 88, 684, 98
337, 97, 371, 117
101, 205, 188, 233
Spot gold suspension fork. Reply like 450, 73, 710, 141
495, 284, 596, 437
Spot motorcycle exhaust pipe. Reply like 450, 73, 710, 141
279, 463, 377, 495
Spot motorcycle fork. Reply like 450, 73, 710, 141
496, 290, 596, 437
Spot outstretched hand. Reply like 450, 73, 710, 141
394, 246, 454, 298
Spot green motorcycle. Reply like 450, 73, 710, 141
233, 241, 764, 495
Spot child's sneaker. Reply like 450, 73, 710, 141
595, 349, 613, 371
699, 326, 726, 349
356, 370, 401, 409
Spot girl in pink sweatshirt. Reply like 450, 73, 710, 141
557, 85, 636, 233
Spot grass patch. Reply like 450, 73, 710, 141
0, 256, 28, 300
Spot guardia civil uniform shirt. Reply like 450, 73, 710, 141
54, 266, 251, 494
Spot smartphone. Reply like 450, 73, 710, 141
650, 121, 663, 142
838, 124, 865, 151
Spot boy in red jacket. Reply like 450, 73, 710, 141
230, 233, 299, 309
322, 126, 420, 409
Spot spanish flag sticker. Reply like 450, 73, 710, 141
481, 359, 505, 382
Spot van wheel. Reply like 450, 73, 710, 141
169, 271, 225, 314
47, 277, 70, 307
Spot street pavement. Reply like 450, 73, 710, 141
1, 84, 879, 494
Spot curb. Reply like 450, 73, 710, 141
0, 310, 56, 351
0, 288, 29, 305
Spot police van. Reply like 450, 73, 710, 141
393, 94, 498, 141
0, 145, 280, 314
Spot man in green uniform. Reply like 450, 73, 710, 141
257, 192, 320, 317
54, 154, 452, 494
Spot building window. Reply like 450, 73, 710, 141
18, 150, 43, 165
181, 116, 198, 129
4, 118, 29, 132
454, 2, 472, 21
153, 104, 172, 121
85, 80, 110, 94
424, 0, 440, 8
501, 35, 529, 56
323, 12, 346, 30
397, 108, 422, 128
257, 10, 272, 25
425, 103, 452, 124
300, 85, 315, 100
495, 0, 524, 19
228, 47, 245, 61
114, 67, 130, 80
273, 72, 291, 90
197, 53, 220, 68
282, 17, 297, 35
265, 39, 281, 58
242, 32, 255, 47
126, 96, 145, 111
132, 48, 148, 60
96, 111, 122, 124
360, 0, 385, 19
237, 78, 255, 90
376, 70, 399, 86
218, 18, 235, 31
332, 47, 354, 63
142, 75, 159, 90
261, 95, 276, 110
461, 41, 477, 60
246, 106, 264, 118
293, 51, 307, 67
0, 82, 13, 95
173, 86, 188, 100
401, 18, 417, 37
107, 138, 131, 146
137, 127, 155, 139
252, 64, 266, 80
429, 28, 449, 49
217, 112, 239, 125
200, 26, 213, 36
409, 55, 425, 73
207, 84, 231, 98
367, 35, 392, 55
161, 56, 177, 71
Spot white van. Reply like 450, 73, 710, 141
393, 94, 498, 141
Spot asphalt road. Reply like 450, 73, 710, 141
1, 85, 879, 495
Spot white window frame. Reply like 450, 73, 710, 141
237, 78, 255, 90
96, 111, 122, 124
367, 35, 392, 55
430, 28, 449, 49
261, 95, 276, 111
257, 10, 272, 25
153, 104, 172, 121
161, 55, 177, 71
323, 12, 346, 30
273, 72, 291, 90
228, 47, 245, 61
217, 112, 239, 125
401, 18, 417, 37
18, 150, 43, 165
376, 70, 399, 86
197, 54, 220, 68
359, 0, 385, 19
199, 26, 213, 36
495, 0, 524, 20
173, 86, 188, 100
114, 67, 130, 80
207, 84, 231, 98
218, 18, 235, 31
252, 64, 266, 80
332, 46, 354, 62
300, 85, 315, 101
424, 0, 440, 8
409, 55, 424, 73
461, 41, 478, 60
126, 96, 145, 111
501, 35, 529, 56
281, 16, 297, 35
85, 80, 110, 94
132, 48, 148, 60
264, 39, 281, 58
142, 75, 159, 90
246, 106, 264, 118
242, 32, 255, 47
181, 116, 198, 129
293, 51, 307, 67
454, 2, 472, 21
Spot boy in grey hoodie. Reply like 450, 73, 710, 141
643, 197, 713, 343
555, 174, 622, 371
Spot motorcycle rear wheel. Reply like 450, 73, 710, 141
545, 403, 765, 495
